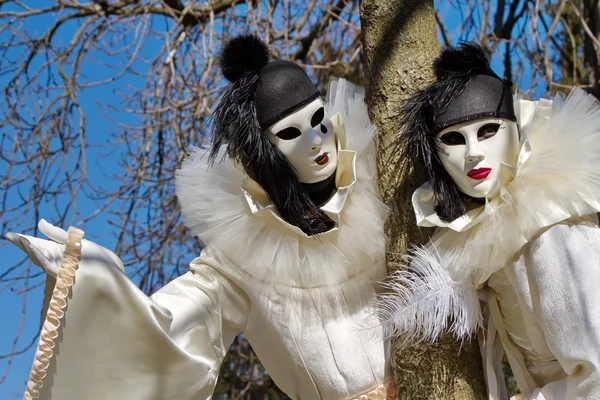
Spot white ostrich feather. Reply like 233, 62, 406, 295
378, 245, 481, 345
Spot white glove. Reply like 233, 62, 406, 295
6, 219, 68, 278
8, 219, 125, 279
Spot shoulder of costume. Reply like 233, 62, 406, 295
326, 78, 377, 156
326, 78, 380, 197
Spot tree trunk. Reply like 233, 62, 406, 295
359, 1, 488, 399
584, 0, 600, 98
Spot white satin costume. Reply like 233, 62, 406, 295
23, 79, 392, 400
380, 88, 600, 400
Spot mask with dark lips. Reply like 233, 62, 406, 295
267, 98, 337, 184
208, 34, 336, 235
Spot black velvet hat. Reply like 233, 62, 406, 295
433, 74, 515, 132
430, 43, 516, 133
216, 34, 320, 129
208, 34, 334, 236
398, 42, 515, 222
255, 60, 320, 129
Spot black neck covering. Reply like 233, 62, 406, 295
300, 170, 337, 208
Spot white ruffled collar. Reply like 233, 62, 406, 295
410, 91, 600, 284
240, 112, 357, 237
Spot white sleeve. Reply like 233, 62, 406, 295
523, 222, 600, 400
30, 237, 250, 400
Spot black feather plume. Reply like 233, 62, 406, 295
397, 84, 466, 222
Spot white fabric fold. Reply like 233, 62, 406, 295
488, 221, 600, 399
35, 258, 249, 400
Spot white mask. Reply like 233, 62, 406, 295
267, 98, 337, 184
436, 117, 519, 199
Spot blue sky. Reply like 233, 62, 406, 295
0, 5, 164, 397
0, 1, 549, 397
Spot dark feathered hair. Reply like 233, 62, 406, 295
209, 34, 334, 236
398, 42, 507, 222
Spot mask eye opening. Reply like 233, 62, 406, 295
477, 123, 500, 141
440, 131, 465, 146
275, 127, 303, 140
310, 107, 325, 128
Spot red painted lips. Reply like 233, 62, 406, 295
467, 167, 491, 180
315, 153, 329, 165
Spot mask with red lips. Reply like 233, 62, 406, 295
436, 117, 519, 199
397, 42, 517, 222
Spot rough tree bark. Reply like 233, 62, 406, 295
359, 1, 488, 399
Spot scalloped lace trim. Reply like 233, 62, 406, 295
23, 227, 84, 400
350, 380, 396, 400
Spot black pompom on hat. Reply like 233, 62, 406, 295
218, 34, 270, 82
219, 34, 320, 129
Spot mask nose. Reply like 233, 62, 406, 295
465, 138, 485, 164
466, 154, 485, 163
309, 128, 323, 151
